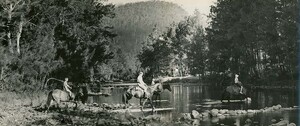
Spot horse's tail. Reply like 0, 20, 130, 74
221, 87, 230, 102
220, 88, 226, 101
45, 91, 54, 112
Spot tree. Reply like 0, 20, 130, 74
46, 0, 116, 82
205, 0, 297, 84
188, 27, 207, 76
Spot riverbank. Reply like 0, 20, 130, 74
0, 91, 172, 125
0, 90, 298, 125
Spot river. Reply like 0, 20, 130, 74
89, 83, 298, 125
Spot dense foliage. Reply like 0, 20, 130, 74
0, 0, 116, 90
139, 0, 297, 86
0, 0, 297, 92
205, 0, 297, 85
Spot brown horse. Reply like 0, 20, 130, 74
45, 87, 83, 112
122, 83, 163, 114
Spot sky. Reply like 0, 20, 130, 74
106, 0, 216, 16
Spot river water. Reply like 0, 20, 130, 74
90, 83, 298, 125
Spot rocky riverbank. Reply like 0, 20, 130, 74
177, 104, 298, 126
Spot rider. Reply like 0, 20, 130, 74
234, 74, 243, 94
137, 72, 149, 95
63, 77, 73, 99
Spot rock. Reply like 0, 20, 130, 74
92, 103, 99, 107
211, 109, 219, 117
211, 109, 219, 113
191, 110, 200, 119
228, 110, 237, 116
245, 118, 252, 124
219, 109, 227, 114
271, 119, 277, 123
211, 117, 219, 123
201, 112, 209, 117
277, 104, 282, 109
272, 120, 289, 126
247, 109, 255, 113
288, 123, 296, 126
192, 119, 200, 126
46, 118, 59, 125
241, 110, 247, 114
180, 113, 192, 121
236, 110, 243, 114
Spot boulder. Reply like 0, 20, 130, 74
191, 110, 200, 119
228, 110, 237, 116
247, 109, 255, 113
245, 118, 252, 124
288, 123, 296, 126
211, 117, 219, 123
272, 120, 289, 126
180, 113, 192, 121
210, 109, 219, 117
192, 119, 200, 126
219, 109, 227, 114
201, 112, 209, 117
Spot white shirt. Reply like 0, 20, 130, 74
137, 74, 145, 84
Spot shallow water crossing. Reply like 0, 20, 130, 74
90, 83, 298, 125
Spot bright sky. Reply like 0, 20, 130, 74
106, 0, 216, 16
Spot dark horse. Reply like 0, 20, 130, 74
221, 85, 250, 103
122, 83, 163, 114
45, 85, 84, 112
152, 83, 172, 106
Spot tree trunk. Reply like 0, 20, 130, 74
7, 4, 13, 53
89, 67, 94, 82
16, 16, 24, 54
0, 67, 3, 80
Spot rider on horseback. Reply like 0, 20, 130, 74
137, 72, 149, 96
234, 74, 243, 94
63, 77, 73, 99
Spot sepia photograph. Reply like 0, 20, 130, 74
0, 0, 298, 125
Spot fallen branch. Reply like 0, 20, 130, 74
43, 78, 63, 89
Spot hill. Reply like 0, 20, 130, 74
111, 1, 188, 55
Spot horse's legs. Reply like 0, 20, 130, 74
139, 98, 143, 108
149, 98, 155, 114
123, 93, 128, 108
140, 98, 148, 115
46, 99, 52, 113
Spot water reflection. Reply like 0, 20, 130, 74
90, 83, 298, 125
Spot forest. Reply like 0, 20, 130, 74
0, 0, 298, 93
139, 0, 298, 86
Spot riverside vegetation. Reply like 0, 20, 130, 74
0, 0, 297, 125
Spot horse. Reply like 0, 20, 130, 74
152, 83, 172, 107
122, 83, 163, 114
45, 86, 84, 112
221, 84, 250, 103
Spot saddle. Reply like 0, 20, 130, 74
132, 86, 149, 97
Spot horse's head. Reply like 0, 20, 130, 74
162, 83, 172, 92
149, 83, 163, 92
72, 85, 86, 101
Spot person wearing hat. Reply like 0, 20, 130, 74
63, 77, 73, 98
234, 74, 243, 94
137, 72, 148, 94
